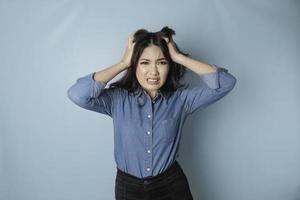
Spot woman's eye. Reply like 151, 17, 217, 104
140, 61, 168, 65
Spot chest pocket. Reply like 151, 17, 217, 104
160, 117, 178, 143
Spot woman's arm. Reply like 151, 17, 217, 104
67, 62, 127, 117
175, 55, 237, 115
93, 61, 128, 83
164, 36, 237, 115
174, 54, 217, 75
67, 35, 135, 117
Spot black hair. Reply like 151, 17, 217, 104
108, 26, 190, 95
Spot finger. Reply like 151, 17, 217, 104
130, 35, 136, 44
127, 36, 131, 45
162, 37, 169, 43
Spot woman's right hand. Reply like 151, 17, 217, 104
120, 35, 136, 68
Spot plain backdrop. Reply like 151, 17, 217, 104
1, 0, 300, 200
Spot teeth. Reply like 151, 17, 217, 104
148, 78, 159, 81
147, 78, 159, 84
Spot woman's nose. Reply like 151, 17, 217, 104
150, 67, 159, 74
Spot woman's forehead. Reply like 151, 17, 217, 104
139, 52, 166, 60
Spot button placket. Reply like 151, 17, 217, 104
145, 113, 152, 174
144, 96, 154, 176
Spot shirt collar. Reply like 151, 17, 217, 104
136, 87, 168, 99
129, 87, 169, 106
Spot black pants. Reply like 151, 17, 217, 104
115, 160, 194, 200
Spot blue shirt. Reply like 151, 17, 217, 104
67, 64, 237, 178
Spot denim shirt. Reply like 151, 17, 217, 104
67, 64, 237, 178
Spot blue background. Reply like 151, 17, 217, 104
1, 0, 299, 199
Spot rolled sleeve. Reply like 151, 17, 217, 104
67, 72, 118, 117
199, 64, 229, 89
179, 64, 237, 115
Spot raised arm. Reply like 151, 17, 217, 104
67, 62, 128, 117
67, 35, 136, 117
176, 54, 237, 115
164, 36, 237, 115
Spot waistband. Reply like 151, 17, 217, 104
116, 160, 182, 185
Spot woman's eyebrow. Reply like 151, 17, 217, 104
140, 58, 167, 61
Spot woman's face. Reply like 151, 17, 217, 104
136, 45, 170, 98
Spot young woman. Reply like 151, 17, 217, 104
67, 26, 237, 200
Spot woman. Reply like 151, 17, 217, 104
67, 26, 237, 200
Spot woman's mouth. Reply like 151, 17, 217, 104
147, 78, 159, 85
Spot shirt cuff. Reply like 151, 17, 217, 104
86, 72, 107, 97
199, 64, 228, 89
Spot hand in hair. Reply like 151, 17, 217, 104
163, 36, 182, 63
120, 35, 136, 68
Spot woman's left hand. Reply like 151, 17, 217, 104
163, 36, 182, 63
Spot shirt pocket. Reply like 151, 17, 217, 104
160, 117, 178, 143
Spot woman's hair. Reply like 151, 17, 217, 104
108, 26, 190, 94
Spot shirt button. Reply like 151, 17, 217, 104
147, 131, 151, 135
147, 114, 151, 118
146, 167, 150, 171
147, 149, 151, 153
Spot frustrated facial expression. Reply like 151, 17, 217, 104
135, 45, 170, 98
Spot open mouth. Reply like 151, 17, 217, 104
147, 78, 159, 84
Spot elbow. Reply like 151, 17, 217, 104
67, 87, 76, 103
225, 70, 237, 88
216, 69, 237, 92
220, 74, 237, 94
67, 86, 82, 106
228, 75, 237, 91
67, 86, 96, 110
